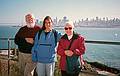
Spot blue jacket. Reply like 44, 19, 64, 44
32, 29, 61, 63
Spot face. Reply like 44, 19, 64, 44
45, 19, 52, 30
25, 14, 35, 27
64, 23, 74, 36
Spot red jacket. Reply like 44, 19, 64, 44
57, 33, 85, 71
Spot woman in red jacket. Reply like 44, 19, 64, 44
57, 21, 86, 76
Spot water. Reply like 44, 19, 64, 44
0, 25, 120, 70
0, 26, 20, 49
56, 27, 120, 70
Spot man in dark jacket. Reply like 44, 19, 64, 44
14, 13, 40, 76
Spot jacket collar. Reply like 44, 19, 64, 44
61, 31, 79, 40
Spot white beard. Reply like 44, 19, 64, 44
26, 23, 35, 28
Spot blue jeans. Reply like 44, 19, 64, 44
36, 62, 55, 76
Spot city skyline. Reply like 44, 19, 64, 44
0, 0, 120, 23
51, 16, 120, 28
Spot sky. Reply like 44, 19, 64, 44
0, 0, 120, 23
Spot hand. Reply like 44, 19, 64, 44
80, 55, 85, 66
65, 50, 73, 56
25, 38, 34, 44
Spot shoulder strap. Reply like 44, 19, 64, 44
52, 29, 57, 46
67, 38, 75, 50
38, 29, 43, 40
67, 33, 79, 50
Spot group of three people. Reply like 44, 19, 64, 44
14, 13, 85, 76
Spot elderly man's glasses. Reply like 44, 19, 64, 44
64, 27, 72, 30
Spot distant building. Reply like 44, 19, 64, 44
53, 16, 120, 28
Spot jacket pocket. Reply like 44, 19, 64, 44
35, 44, 52, 58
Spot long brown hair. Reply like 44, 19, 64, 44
42, 16, 53, 30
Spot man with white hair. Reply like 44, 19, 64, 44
14, 13, 40, 76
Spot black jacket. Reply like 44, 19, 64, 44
14, 25, 40, 53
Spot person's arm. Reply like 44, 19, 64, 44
56, 31, 62, 42
57, 39, 66, 56
14, 27, 34, 46
14, 28, 28, 46
73, 36, 86, 56
31, 33, 39, 62
25, 38, 34, 44
80, 55, 85, 66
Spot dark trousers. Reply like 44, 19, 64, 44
61, 70, 79, 76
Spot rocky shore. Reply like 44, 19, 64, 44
0, 55, 120, 76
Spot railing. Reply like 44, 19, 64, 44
0, 37, 120, 76
0, 38, 17, 76
0, 37, 17, 59
86, 40, 120, 45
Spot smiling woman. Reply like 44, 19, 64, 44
64, 21, 74, 36
31, 16, 62, 76
57, 21, 86, 76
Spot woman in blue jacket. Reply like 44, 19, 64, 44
32, 16, 61, 76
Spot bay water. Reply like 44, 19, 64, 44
0, 25, 120, 70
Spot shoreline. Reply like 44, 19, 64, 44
86, 61, 120, 74
0, 54, 120, 74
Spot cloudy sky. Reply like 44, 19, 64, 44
0, 0, 120, 23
